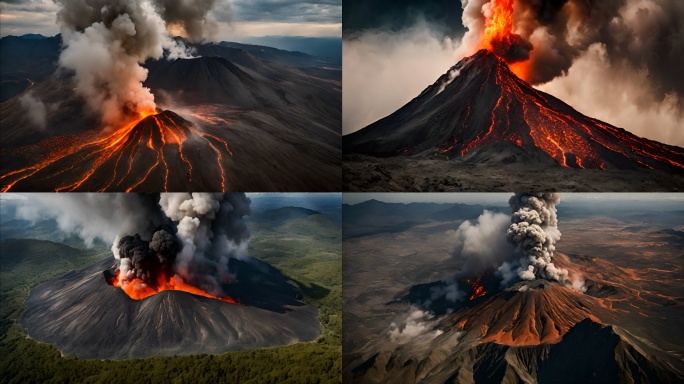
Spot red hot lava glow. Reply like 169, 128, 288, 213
477, 0, 532, 81
465, 277, 487, 300
107, 269, 239, 304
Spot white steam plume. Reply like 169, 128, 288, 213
55, 0, 223, 128
388, 307, 444, 344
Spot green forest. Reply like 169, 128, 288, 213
0, 212, 342, 384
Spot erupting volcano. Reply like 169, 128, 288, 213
343, 195, 684, 383
1, 110, 233, 192
343, 0, 684, 191
105, 268, 239, 304
19, 193, 322, 359
344, 50, 684, 172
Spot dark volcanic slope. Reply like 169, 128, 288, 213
1, 44, 341, 192
344, 50, 684, 172
22, 257, 320, 359
348, 280, 684, 384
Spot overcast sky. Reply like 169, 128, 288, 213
0, 0, 341, 38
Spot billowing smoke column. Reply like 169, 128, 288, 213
443, 193, 585, 303
55, 0, 225, 127
461, 0, 684, 96
112, 193, 251, 297
504, 193, 566, 282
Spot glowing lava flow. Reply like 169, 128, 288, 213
435, 51, 684, 171
107, 270, 239, 304
0, 110, 234, 191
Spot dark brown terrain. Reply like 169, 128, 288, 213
343, 200, 684, 383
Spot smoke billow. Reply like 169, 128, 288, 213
12, 193, 251, 296
15, 193, 167, 246
154, 192, 252, 294
503, 193, 566, 281
388, 307, 444, 344
458, 0, 684, 144
444, 193, 585, 293
55, 0, 224, 127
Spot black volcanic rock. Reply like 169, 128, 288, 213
344, 50, 684, 172
145, 57, 260, 107
21, 257, 320, 359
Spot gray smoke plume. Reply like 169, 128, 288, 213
501, 193, 585, 291
11, 192, 251, 295
54, 0, 223, 127
504, 193, 566, 282
153, 0, 224, 41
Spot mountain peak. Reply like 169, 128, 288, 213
450, 281, 607, 346
344, 52, 684, 171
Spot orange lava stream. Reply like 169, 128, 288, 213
437, 59, 684, 170
0, 110, 235, 191
108, 270, 239, 304
0, 110, 153, 191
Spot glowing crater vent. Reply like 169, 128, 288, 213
105, 269, 239, 304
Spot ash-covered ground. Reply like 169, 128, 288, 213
343, 197, 684, 383
343, 154, 684, 192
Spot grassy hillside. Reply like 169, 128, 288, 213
0, 210, 342, 384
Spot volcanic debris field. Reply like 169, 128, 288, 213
0, 203, 342, 383
343, 51, 684, 192
342, 200, 684, 383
